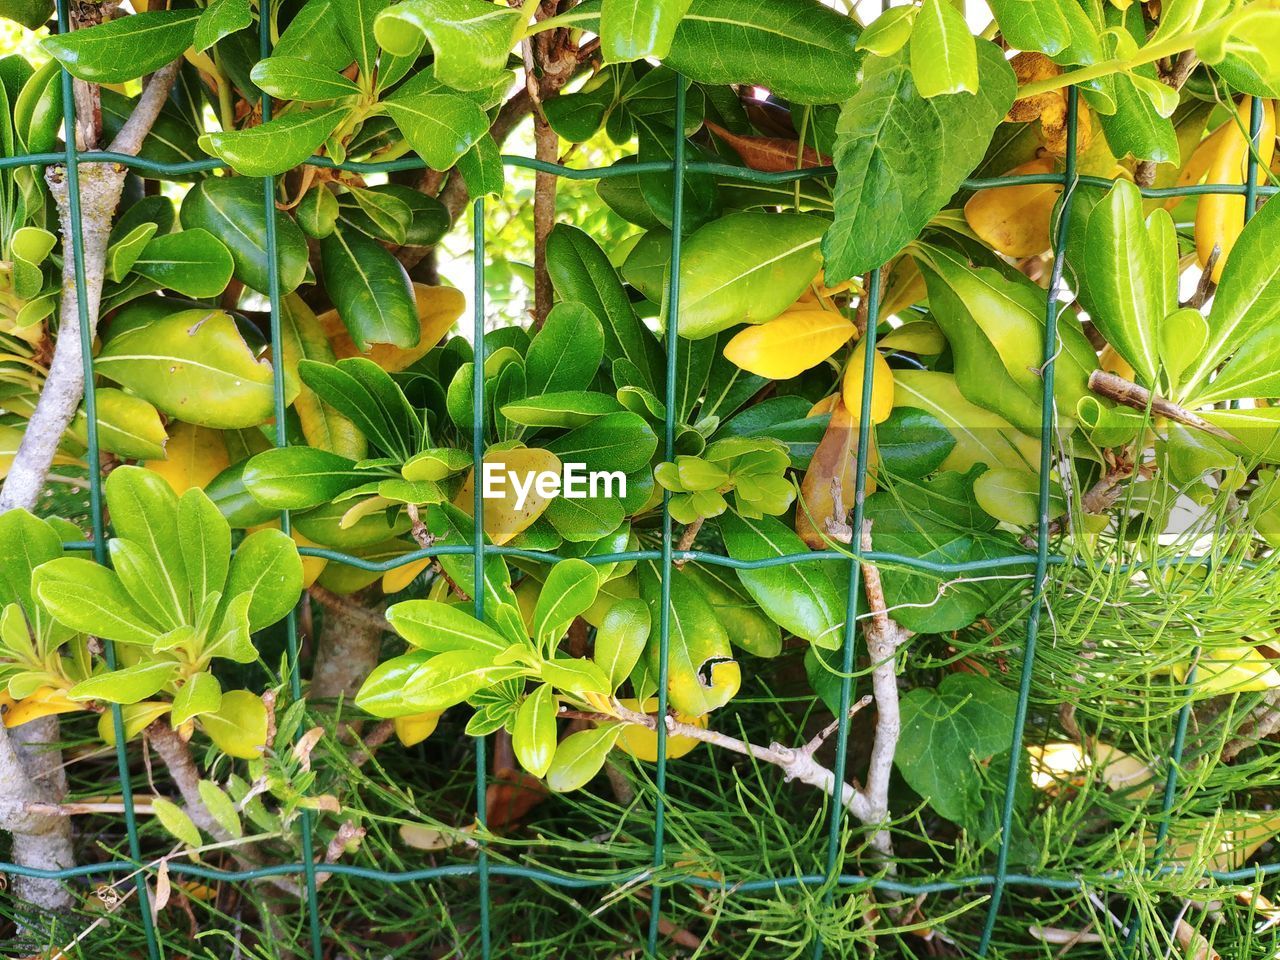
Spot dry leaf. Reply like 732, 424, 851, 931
705, 120, 830, 173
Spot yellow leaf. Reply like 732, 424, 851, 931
1176, 644, 1280, 696
607, 698, 705, 762
3, 686, 84, 728
723, 309, 855, 379
841, 340, 894, 424
452, 448, 562, 546
807, 393, 840, 417
394, 711, 442, 747
321, 284, 465, 373
796, 398, 877, 549
1027, 740, 1154, 798
1158, 811, 1280, 872
142, 421, 229, 494
963, 158, 1062, 258
382, 557, 432, 595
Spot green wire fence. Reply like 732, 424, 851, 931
2, 3, 1278, 957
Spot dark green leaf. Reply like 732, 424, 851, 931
320, 224, 419, 350
43, 10, 200, 84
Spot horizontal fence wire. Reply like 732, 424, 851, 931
1, 5, 1275, 957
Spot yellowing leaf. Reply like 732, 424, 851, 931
963, 158, 1062, 258
2, 686, 84, 727
1027, 740, 1154, 798
143, 421, 230, 494
394, 710, 442, 747
609, 698, 705, 762
452, 448, 562, 546
722, 309, 855, 379
321, 284, 465, 373
841, 340, 894, 424
1176, 645, 1280, 696
1158, 811, 1280, 872
796, 398, 877, 549
383, 556, 432, 595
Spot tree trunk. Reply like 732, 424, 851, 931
2, 718, 75, 914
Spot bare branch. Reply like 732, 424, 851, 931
1088, 370, 1237, 443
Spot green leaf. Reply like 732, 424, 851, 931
151, 796, 203, 849
69, 662, 177, 705
856, 5, 916, 56
914, 244, 1097, 435
679, 563, 780, 658
383, 73, 491, 170
524, 302, 606, 397
1185, 187, 1280, 396
1082, 179, 1162, 385
547, 225, 662, 394
546, 411, 658, 474
297, 186, 339, 239
893, 370, 1039, 474
385, 599, 510, 653
179, 177, 309, 295
298, 356, 421, 459
600, 0, 690, 62
336, 186, 413, 245
194, 0, 253, 52
512, 683, 557, 778
108, 539, 184, 631
131, 229, 235, 300
250, 56, 362, 101
973, 467, 1065, 527
533, 559, 600, 644
403, 648, 520, 712
593, 597, 651, 691
875, 408, 955, 479
673, 212, 826, 340
823, 42, 1015, 283
81, 390, 167, 461
639, 561, 740, 716
501, 391, 624, 429
96, 308, 279, 430
986, 0, 1072, 57
242, 447, 368, 510
614, 0, 864, 105
717, 513, 847, 649
106, 223, 158, 284
274, 0, 354, 71
540, 658, 612, 699
104, 466, 188, 618
355, 651, 433, 717
545, 723, 623, 793
280, 295, 367, 459
200, 689, 268, 759
320, 224, 419, 351
456, 134, 505, 198
425, 502, 522, 620
197, 779, 242, 838
896, 673, 1017, 823
43, 10, 201, 84
0, 510, 61, 625
201, 105, 350, 177
224, 528, 303, 633
373, 0, 522, 92
909, 0, 978, 98
335, 0, 388, 79
172, 672, 223, 726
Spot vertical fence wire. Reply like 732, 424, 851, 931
472, 196, 494, 959
1122, 90, 1270, 955
812, 268, 881, 960
257, 8, 325, 956
51, 0, 160, 954
646, 76, 686, 960
976, 85, 1081, 956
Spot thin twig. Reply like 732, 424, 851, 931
1088, 370, 1237, 443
